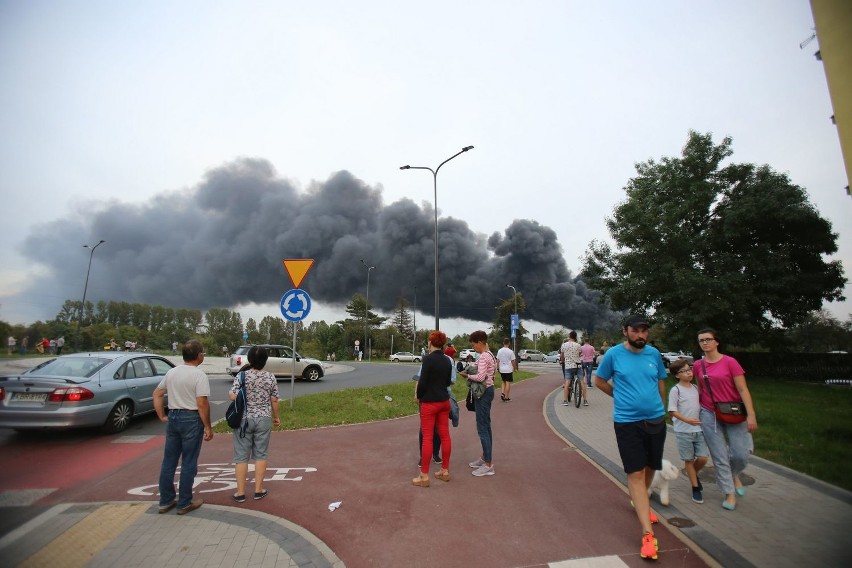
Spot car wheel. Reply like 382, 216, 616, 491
414, 357, 421, 362
102, 400, 133, 434
303, 366, 322, 382
392, 358, 399, 362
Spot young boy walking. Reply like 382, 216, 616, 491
667, 359, 709, 503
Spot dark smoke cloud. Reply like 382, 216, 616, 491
19, 158, 614, 330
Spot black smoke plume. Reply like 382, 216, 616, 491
19, 158, 614, 329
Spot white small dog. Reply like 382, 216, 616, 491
648, 459, 680, 506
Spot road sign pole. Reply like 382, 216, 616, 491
291, 321, 296, 409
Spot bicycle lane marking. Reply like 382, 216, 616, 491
127, 463, 318, 496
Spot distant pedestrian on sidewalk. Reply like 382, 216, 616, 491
594, 314, 668, 561
153, 339, 213, 516
56, 336, 65, 356
667, 359, 708, 504
580, 339, 596, 389
7, 335, 15, 355
695, 328, 757, 511
229, 345, 280, 502
459, 330, 497, 477
412, 330, 453, 487
496, 337, 517, 402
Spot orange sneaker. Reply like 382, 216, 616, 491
640, 532, 658, 560
649, 510, 659, 524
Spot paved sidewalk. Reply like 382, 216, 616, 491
546, 380, 852, 567
2, 369, 851, 567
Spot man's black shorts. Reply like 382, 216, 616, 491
499, 372, 513, 383
614, 417, 666, 474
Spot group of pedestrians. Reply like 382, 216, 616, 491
594, 315, 758, 561
413, 329, 501, 486
6, 335, 64, 355
153, 340, 279, 515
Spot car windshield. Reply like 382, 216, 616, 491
26, 357, 111, 378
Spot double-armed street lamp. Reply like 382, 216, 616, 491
400, 145, 474, 331
360, 259, 375, 361
506, 284, 518, 354
77, 239, 106, 351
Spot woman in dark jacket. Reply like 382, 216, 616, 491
412, 330, 453, 487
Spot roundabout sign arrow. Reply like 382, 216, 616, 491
280, 289, 311, 322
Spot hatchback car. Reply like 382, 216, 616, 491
0, 352, 175, 433
457, 349, 478, 361
227, 344, 325, 381
389, 352, 422, 362
518, 349, 545, 362
661, 351, 695, 368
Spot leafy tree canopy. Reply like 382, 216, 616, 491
581, 131, 846, 348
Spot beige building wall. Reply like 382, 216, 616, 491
810, 0, 852, 192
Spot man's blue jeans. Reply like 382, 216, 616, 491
475, 386, 494, 463
158, 410, 204, 509
580, 362, 594, 386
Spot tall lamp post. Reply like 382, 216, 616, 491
360, 259, 375, 361
77, 239, 105, 351
400, 145, 474, 331
506, 284, 518, 355
412, 285, 417, 353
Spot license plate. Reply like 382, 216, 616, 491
13, 392, 48, 402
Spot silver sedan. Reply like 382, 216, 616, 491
0, 352, 175, 433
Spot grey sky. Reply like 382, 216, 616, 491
1, 0, 848, 337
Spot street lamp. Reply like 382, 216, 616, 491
400, 145, 474, 331
77, 239, 105, 351
506, 284, 517, 355
412, 285, 417, 353
360, 259, 375, 361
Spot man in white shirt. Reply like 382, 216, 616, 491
496, 337, 518, 402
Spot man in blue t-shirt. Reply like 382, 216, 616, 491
594, 314, 667, 561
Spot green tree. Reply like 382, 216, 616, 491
491, 294, 527, 350
581, 131, 846, 348
391, 296, 414, 340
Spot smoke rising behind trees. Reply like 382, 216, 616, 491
18, 158, 614, 330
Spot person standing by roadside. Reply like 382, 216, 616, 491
153, 339, 213, 515
7, 335, 15, 355
20, 336, 28, 355
56, 336, 65, 356
560, 331, 585, 406
496, 337, 517, 402
695, 328, 757, 511
594, 315, 668, 561
412, 330, 453, 487
459, 330, 497, 477
444, 342, 456, 361
229, 345, 280, 502
667, 359, 708, 504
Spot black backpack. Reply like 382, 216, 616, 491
225, 371, 248, 435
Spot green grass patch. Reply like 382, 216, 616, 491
213, 370, 535, 433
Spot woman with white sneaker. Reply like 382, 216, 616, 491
695, 328, 757, 511
459, 330, 497, 477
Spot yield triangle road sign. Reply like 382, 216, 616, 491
283, 259, 314, 288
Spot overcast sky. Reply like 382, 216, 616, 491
1, 0, 849, 339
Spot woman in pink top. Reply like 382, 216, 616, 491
459, 330, 497, 477
695, 328, 757, 511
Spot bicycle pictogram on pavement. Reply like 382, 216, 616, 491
127, 462, 317, 496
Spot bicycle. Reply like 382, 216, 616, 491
571, 369, 582, 408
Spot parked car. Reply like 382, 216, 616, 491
0, 352, 176, 433
660, 351, 695, 368
457, 348, 478, 361
227, 344, 325, 381
543, 351, 560, 363
518, 349, 545, 362
389, 352, 422, 363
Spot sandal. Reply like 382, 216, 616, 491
411, 476, 430, 487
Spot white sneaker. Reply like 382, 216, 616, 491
472, 464, 495, 477
468, 458, 485, 468
562, 401, 569, 406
